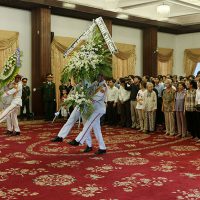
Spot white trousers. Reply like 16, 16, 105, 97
0, 104, 20, 132
75, 112, 106, 150
57, 107, 92, 147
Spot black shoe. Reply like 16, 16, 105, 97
51, 136, 63, 142
6, 130, 13, 135
68, 139, 80, 146
83, 146, 93, 153
12, 132, 20, 136
95, 149, 106, 155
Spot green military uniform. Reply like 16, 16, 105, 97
41, 75, 56, 121
20, 84, 30, 118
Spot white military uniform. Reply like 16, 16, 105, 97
0, 82, 22, 132
2, 85, 13, 132
57, 106, 92, 147
75, 80, 107, 150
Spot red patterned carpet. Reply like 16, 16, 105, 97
0, 121, 200, 200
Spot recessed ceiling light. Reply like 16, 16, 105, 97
157, 4, 170, 19
116, 14, 129, 19
63, 2, 76, 9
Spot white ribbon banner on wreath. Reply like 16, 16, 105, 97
64, 17, 118, 57
95, 17, 118, 54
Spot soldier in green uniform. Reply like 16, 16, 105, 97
20, 78, 30, 119
41, 74, 56, 121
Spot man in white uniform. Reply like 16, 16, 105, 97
69, 74, 107, 155
0, 75, 22, 135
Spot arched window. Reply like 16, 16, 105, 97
194, 63, 200, 76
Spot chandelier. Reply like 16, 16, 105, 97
157, 4, 170, 19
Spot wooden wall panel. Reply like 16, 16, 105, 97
32, 8, 51, 117
143, 27, 158, 77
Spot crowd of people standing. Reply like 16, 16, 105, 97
104, 73, 200, 142
5, 72, 200, 143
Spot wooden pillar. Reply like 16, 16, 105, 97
32, 8, 51, 117
143, 27, 158, 77
104, 18, 112, 36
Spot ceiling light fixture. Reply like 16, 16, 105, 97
63, 2, 76, 9
116, 14, 129, 20
157, 3, 170, 19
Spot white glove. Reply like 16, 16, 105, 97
55, 112, 60, 117
33, 88, 37, 92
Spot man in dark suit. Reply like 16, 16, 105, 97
41, 73, 56, 121
20, 78, 30, 119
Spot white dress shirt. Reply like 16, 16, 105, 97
136, 89, 146, 110
118, 85, 131, 103
106, 86, 118, 103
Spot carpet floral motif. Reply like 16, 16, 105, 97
33, 174, 76, 186
107, 144, 121, 150
124, 144, 136, 148
0, 168, 48, 182
37, 132, 52, 139
104, 134, 150, 144
0, 157, 9, 164
39, 145, 69, 153
151, 160, 180, 172
47, 160, 83, 168
139, 140, 157, 145
0, 144, 9, 150
89, 157, 104, 160
113, 173, 173, 192
148, 151, 188, 157
4, 168, 48, 176
5, 136, 31, 141
71, 184, 107, 197
6, 152, 29, 159
85, 174, 105, 180
153, 138, 166, 142
190, 159, 200, 170
172, 189, 200, 200
127, 152, 141, 156
22, 160, 41, 165
0, 172, 8, 181
0, 187, 39, 200
180, 173, 200, 179
113, 157, 149, 166
171, 145, 199, 151
86, 164, 122, 173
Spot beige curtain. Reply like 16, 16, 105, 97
157, 48, 173, 75
112, 43, 136, 79
0, 30, 19, 73
51, 36, 77, 109
51, 36, 85, 109
184, 48, 200, 76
